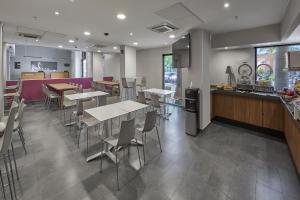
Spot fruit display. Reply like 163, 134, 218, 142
278, 88, 296, 101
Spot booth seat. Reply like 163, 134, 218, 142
15, 77, 92, 102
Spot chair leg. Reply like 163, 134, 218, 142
7, 150, 17, 200
18, 129, 27, 154
3, 155, 13, 200
115, 151, 120, 191
86, 128, 89, 154
142, 135, 146, 163
10, 143, 19, 180
0, 170, 6, 200
100, 141, 104, 173
136, 139, 142, 168
155, 127, 162, 152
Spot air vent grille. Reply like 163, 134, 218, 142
149, 23, 178, 33
18, 33, 41, 39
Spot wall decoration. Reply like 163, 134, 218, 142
14, 62, 21, 69
31, 61, 57, 71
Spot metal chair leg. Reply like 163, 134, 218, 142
136, 139, 142, 168
155, 127, 162, 152
86, 128, 89, 154
100, 141, 104, 173
7, 150, 17, 200
115, 151, 119, 191
142, 134, 146, 163
18, 129, 27, 154
0, 170, 7, 200
10, 143, 19, 180
3, 155, 13, 200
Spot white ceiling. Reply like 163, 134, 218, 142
0, 0, 290, 50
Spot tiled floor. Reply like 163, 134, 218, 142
2, 101, 300, 200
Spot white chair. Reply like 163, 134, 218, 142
100, 118, 142, 190
0, 102, 19, 200
78, 98, 100, 154
136, 77, 146, 92
41, 84, 60, 109
62, 90, 77, 124
121, 78, 135, 100
136, 111, 162, 163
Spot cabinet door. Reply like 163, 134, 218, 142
212, 94, 234, 119
233, 96, 262, 126
262, 99, 284, 132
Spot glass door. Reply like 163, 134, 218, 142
163, 54, 183, 106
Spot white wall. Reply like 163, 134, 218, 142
137, 46, 171, 89
92, 52, 104, 81
210, 48, 255, 85
10, 45, 72, 80
103, 53, 120, 81
281, 0, 300, 39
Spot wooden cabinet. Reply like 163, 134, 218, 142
233, 96, 262, 126
262, 99, 284, 132
284, 110, 300, 174
212, 94, 234, 119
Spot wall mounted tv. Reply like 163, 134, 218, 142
172, 33, 191, 68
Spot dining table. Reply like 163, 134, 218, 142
47, 83, 78, 106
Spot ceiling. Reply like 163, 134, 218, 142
0, 0, 290, 50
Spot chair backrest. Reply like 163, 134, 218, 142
117, 118, 135, 148
137, 91, 147, 104
63, 90, 76, 104
141, 77, 146, 86
150, 94, 160, 108
143, 111, 157, 132
13, 92, 21, 103
79, 84, 83, 93
0, 102, 18, 154
16, 100, 26, 127
15, 98, 24, 120
121, 78, 128, 88
103, 76, 113, 82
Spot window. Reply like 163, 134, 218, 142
256, 44, 300, 89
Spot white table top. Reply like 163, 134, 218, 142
143, 88, 175, 96
114, 100, 149, 113
85, 100, 148, 122
65, 91, 109, 101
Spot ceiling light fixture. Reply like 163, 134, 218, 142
169, 34, 175, 39
113, 46, 118, 50
117, 13, 126, 20
129, 32, 133, 36
133, 42, 138, 46
224, 3, 230, 8
58, 45, 63, 48
68, 39, 75, 43
54, 11, 60, 15
84, 31, 91, 36
69, 0, 74, 2
97, 49, 101, 53
224, 47, 228, 50
35, 39, 39, 42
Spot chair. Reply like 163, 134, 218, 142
78, 98, 100, 154
100, 118, 142, 190
137, 91, 148, 104
103, 76, 114, 91
136, 111, 162, 163
41, 84, 61, 109
0, 102, 19, 200
62, 90, 77, 124
77, 84, 83, 93
136, 77, 146, 92
121, 78, 135, 100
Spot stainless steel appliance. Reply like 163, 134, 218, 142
185, 88, 199, 136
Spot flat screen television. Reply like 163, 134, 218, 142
172, 33, 191, 68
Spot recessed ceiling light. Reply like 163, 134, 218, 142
35, 39, 39, 42
133, 42, 138, 46
224, 47, 228, 50
169, 34, 175, 39
68, 39, 75, 43
97, 49, 101, 53
224, 3, 230, 8
54, 11, 60, 15
113, 46, 118, 50
69, 0, 74, 2
83, 31, 91, 36
181, 36, 186, 39
58, 45, 63, 48
129, 32, 133, 36
117, 13, 126, 20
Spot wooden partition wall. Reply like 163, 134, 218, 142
50, 71, 69, 79
21, 72, 45, 80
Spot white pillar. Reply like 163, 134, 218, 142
86, 52, 93, 78
92, 52, 104, 81
120, 45, 136, 79
0, 22, 4, 116
71, 51, 82, 78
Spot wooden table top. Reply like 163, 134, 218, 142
47, 83, 77, 91
94, 80, 119, 86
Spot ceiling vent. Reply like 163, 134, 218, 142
18, 33, 41, 39
149, 23, 178, 34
